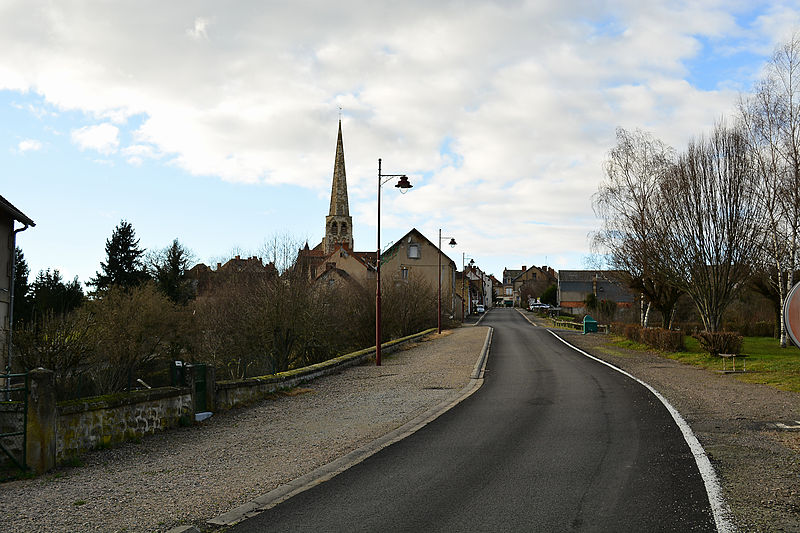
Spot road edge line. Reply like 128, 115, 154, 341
545, 329, 736, 533
206, 326, 494, 529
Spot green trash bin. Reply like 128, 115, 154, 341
583, 315, 598, 334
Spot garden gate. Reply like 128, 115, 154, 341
0, 372, 28, 474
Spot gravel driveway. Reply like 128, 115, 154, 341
0, 327, 489, 533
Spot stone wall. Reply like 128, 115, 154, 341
56, 387, 191, 463
215, 329, 435, 410
21, 328, 435, 473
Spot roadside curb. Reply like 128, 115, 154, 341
206, 326, 494, 529
514, 307, 538, 327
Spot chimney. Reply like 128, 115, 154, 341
235, 255, 240, 260
216, 262, 221, 270
522, 265, 526, 272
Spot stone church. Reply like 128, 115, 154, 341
295, 121, 377, 288
296, 120, 460, 321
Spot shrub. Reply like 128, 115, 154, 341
640, 327, 685, 352
612, 323, 685, 351
725, 321, 775, 338
692, 331, 743, 356
13, 310, 94, 399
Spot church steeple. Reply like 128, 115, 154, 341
324, 119, 353, 253
329, 120, 349, 217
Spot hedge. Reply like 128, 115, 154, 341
611, 323, 686, 352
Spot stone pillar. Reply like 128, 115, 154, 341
26, 368, 56, 474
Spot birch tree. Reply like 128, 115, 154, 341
592, 128, 682, 328
739, 33, 800, 347
655, 123, 762, 333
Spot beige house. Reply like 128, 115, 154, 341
512, 265, 557, 306
379, 228, 458, 320
1, 195, 35, 374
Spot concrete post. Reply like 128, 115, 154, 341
205, 365, 215, 412
184, 364, 197, 414
26, 368, 56, 474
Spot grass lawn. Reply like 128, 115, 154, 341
663, 336, 800, 393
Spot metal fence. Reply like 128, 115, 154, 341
0, 372, 28, 476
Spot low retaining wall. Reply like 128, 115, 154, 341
23, 328, 437, 474
56, 387, 192, 463
216, 328, 437, 410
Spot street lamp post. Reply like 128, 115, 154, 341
438, 229, 457, 334
376, 158, 412, 366
462, 254, 474, 320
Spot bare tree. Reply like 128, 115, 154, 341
592, 128, 682, 328
739, 33, 800, 347
655, 123, 763, 332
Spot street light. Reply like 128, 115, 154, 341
438, 229, 457, 334
462, 254, 475, 320
376, 158, 412, 366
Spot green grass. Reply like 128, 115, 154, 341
663, 335, 800, 393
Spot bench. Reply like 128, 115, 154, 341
719, 353, 747, 373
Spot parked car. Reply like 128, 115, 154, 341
475, 304, 485, 314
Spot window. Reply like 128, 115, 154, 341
341, 222, 347, 234
505, 287, 512, 296
331, 221, 338, 234
401, 266, 409, 280
407, 243, 420, 259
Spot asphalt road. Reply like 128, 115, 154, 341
228, 308, 716, 532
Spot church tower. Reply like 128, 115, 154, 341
324, 120, 354, 253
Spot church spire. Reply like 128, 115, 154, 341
328, 119, 349, 217
324, 119, 353, 253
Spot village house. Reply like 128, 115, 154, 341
378, 228, 460, 321
512, 265, 557, 306
557, 270, 634, 316
187, 255, 278, 296
0, 195, 35, 376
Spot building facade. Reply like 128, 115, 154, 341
1, 195, 35, 374
557, 270, 634, 315
379, 228, 459, 320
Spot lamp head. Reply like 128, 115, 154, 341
448, 238, 457, 248
395, 175, 412, 194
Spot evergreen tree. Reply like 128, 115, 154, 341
12, 246, 32, 326
31, 269, 84, 319
540, 284, 558, 306
90, 220, 149, 291
151, 239, 195, 305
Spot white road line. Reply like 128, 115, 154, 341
546, 329, 736, 533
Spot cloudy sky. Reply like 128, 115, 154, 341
2, 1, 799, 284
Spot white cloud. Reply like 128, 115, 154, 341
0, 1, 795, 276
186, 17, 211, 41
17, 138, 42, 153
71, 123, 119, 154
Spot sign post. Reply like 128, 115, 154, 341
785, 282, 800, 348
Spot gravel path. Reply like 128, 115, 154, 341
0, 327, 490, 533
526, 312, 800, 533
